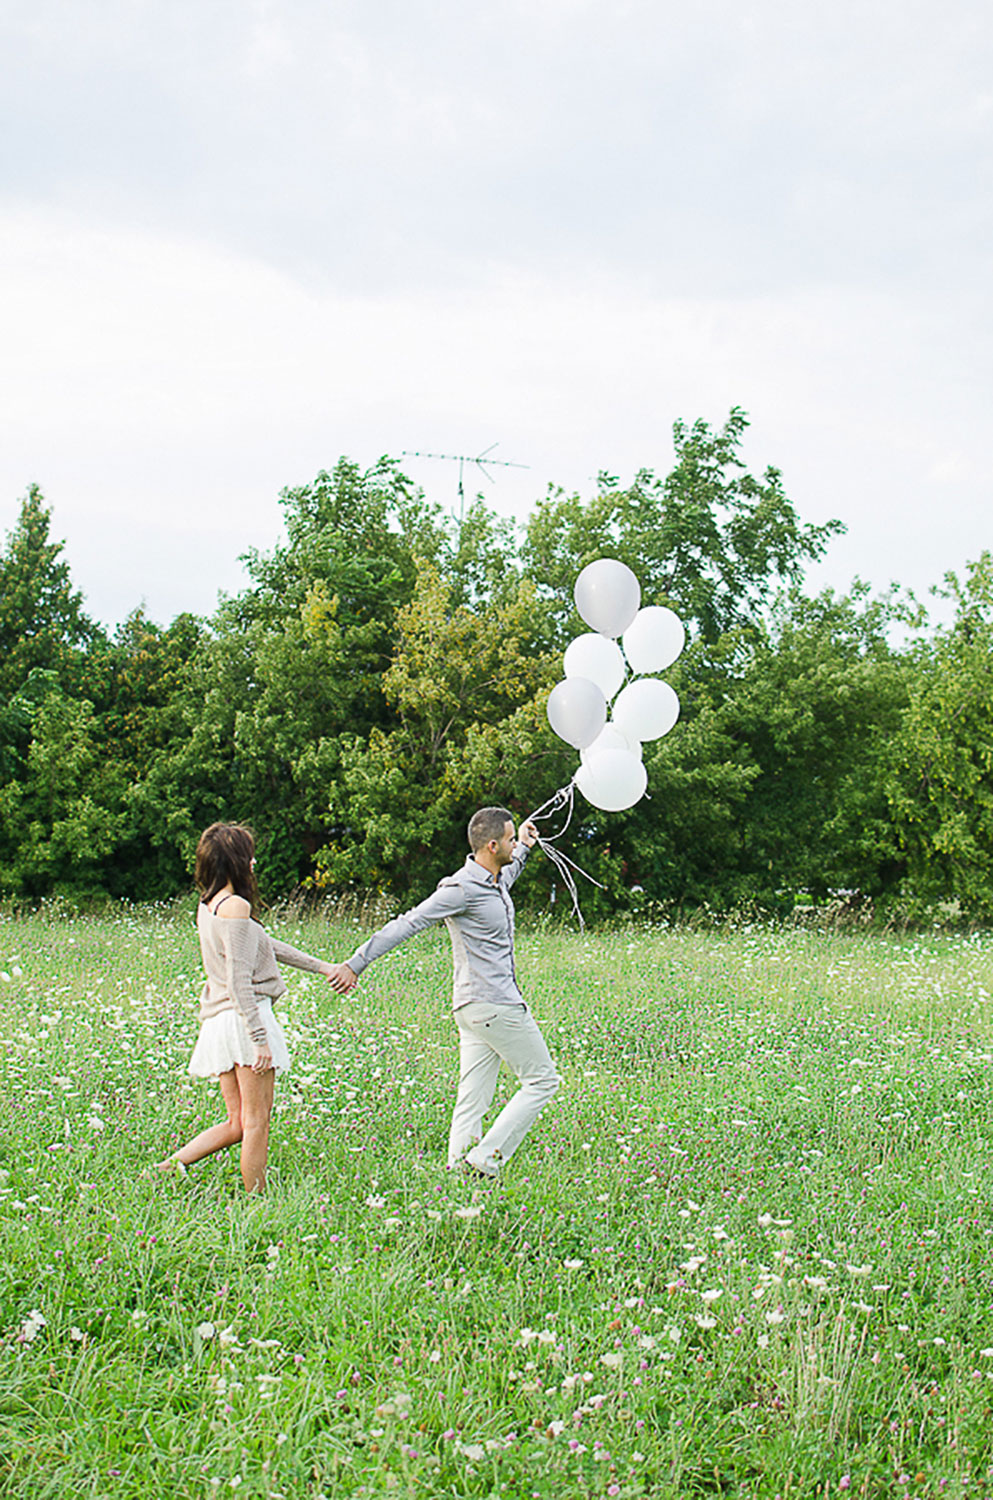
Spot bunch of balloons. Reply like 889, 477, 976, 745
546, 559, 684, 811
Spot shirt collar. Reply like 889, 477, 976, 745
465, 854, 500, 886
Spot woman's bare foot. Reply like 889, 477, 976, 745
151, 1158, 188, 1177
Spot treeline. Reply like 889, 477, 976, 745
2, 408, 992, 921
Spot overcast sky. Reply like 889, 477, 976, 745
1, 0, 990, 629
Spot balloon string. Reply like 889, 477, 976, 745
527, 782, 604, 930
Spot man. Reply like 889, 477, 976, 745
327, 806, 559, 1180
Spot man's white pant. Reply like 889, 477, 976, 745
447, 1000, 560, 1176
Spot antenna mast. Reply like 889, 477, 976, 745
401, 444, 529, 522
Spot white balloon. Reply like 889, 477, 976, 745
574, 559, 641, 638
622, 606, 686, 674
612, 679, 680, 741
546, 677, 607, 750
564, 633, 626, 701
580, 723, 642, 764
574, 749, 648, 812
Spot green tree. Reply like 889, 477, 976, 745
886, 554, 993, 914
314, 558, 563, 896
522, 408, 843, 643
0, 679, 129, 898
706, 587, 913, 907
0, 485, 102, 697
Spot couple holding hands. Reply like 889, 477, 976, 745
157, 809, 559, 1192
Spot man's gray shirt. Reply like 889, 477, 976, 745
346, 846, 530, 1009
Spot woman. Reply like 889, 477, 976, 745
157, 822, 334, 1192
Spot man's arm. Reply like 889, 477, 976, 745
327, 878, 468, 994
502, 819, 539, 892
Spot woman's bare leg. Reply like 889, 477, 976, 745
234, 1064, 274, 1193
156, 1070, 243, 1169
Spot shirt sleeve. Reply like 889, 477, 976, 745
216, 918, 269, 1046
501, 842, 531, 892
347, 879, 469, 976
270, 938, 327, 974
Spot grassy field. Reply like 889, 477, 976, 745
2, 904, 993, 1498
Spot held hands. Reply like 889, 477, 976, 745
326, 962, 358, 994
517, 819, 539, 849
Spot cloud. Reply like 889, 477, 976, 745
2, 205, 989, 626
0, 0, 989, 626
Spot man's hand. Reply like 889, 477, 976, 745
326, 962, 358, 994
517, 819, 539, 848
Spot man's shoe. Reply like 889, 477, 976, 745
459, 1159, 497, 1183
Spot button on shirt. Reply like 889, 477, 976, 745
346, 845, 530, 1009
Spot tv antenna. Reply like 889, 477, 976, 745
401, 444, 529, 521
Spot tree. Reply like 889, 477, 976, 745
703, 587, 914, 907
0, 485, 102, 697
0, 678, 129, 899
522, 408, 844, 644
885, 554, 993, 914
313, 558, 563, 896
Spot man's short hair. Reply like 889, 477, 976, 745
468, 805, 514, 852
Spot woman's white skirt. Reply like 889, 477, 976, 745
188, 1000, 290, 1078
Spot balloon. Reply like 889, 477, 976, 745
622, 606, 685, 674
546, 677, 607, 750
574, 749, 648, 812
574, 559, 641, 638
564, 633, 626, 701
580, 722, 642, 764
612, 679, 680, 741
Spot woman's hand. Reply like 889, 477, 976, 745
252, 1044, 274, 1073
326, 963, 358, 994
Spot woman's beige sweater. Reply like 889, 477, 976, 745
196, 904, 327, 1045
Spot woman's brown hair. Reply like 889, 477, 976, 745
195, 822, 260, 916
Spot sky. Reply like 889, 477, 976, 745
1, 0, 990, 630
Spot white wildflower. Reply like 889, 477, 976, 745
374, 1392, 412, 1419
20, 1309, 46, 1342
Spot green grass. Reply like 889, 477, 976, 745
2, 905, 993, 1497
